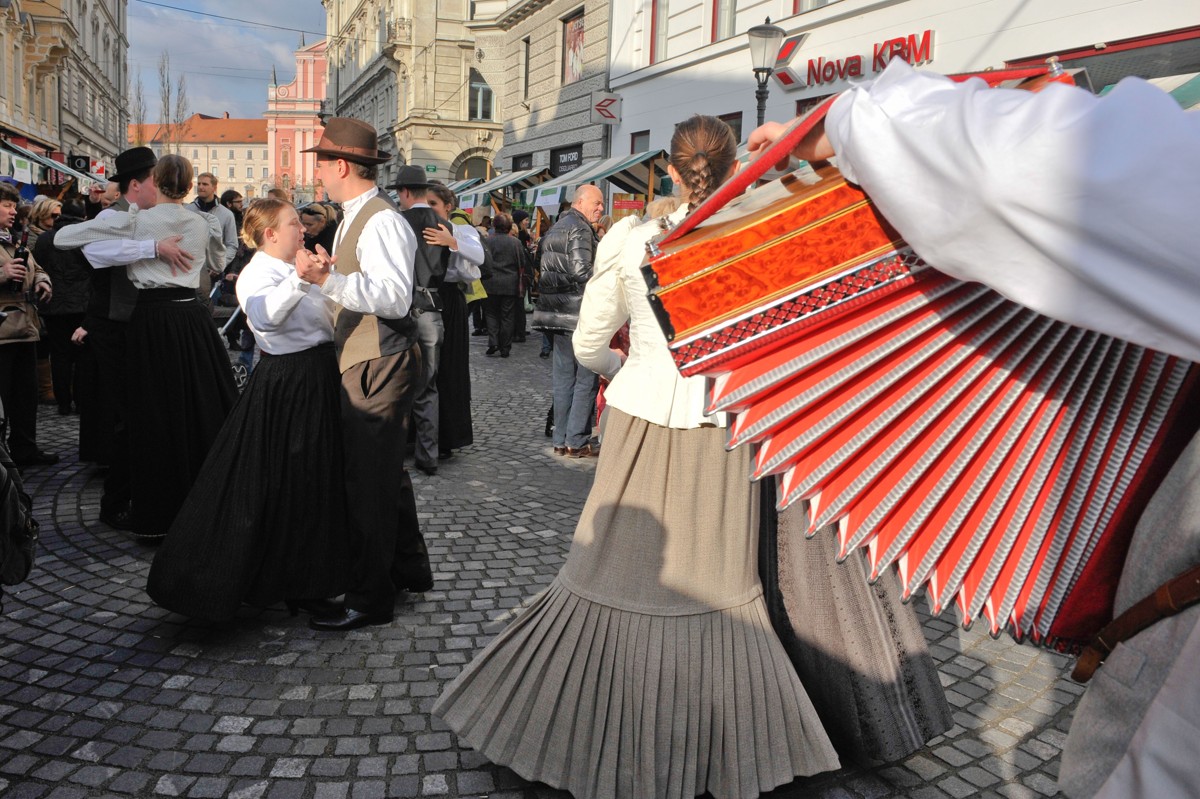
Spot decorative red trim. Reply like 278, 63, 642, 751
1007, 25, 1200, 66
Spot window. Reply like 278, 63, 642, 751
651, 0, 669, 63
246, 167, 253, 178
522, 37, 531, 100
281, 147, 290, 168
793, 0, 840, 13
718, 112, 743, 143
228, 166, 235, 178
262, 167, 269, 178
246, 150, 253, 160
796, 95, 831, 117
713, 0, 735, 42
468, 69, 493, 121
262, 150, 268, 160
212, 149, 218, 158
192, 149, 198, 159
228, 149, 234, 160
562, 11, 584, 84
630, 130, 650, 153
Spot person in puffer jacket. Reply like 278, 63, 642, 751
532, 183, 604, 457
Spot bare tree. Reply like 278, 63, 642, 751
158, 51, 172, 151
172, 72, 191, 151
130, 73, 147, 146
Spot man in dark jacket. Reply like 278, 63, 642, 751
393, 165, 452, 475
532, 183, 604, 457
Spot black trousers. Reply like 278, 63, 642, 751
341, 345, 431, 616
44, 314, 86, 410
470, 301, 485, 332
80, 318, 131, 513
0, 341, 39, 459
484, 295, 517, 353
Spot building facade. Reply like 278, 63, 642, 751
0, 0, 128, 182
128, 113, 270, 200
322, 0, 502, 188
266, 37, 328, 204
607, 0, 1200, 157
472, 0, 611, 179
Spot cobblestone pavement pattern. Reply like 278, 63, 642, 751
0, 334, 1082, 799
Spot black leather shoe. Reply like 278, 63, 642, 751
414, 462, 437, 476
471, 329, 487, 336
99, 505, 135, 531
485, 346, 498, 356
437, 451, 453, 461
286, 598, 341, 619
14, 450, 59, 467
308, 608, 392, 631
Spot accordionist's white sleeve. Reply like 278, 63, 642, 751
825, 60, 1200, 363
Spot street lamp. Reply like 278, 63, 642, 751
747, 18, 786, 127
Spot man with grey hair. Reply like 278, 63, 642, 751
532, 183, 604, 457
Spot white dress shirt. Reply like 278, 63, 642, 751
444, 223, 484, 284
236, 250, 334, 355
56, 203, 224, 290
826, 59, 1200, 363
574, 206, 726, 430
79, 206, 156, 268
320, 187, 415, 319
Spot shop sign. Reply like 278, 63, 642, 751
425, 164, 438, 173
612, 198, 644, 210
590, 92, 622, 125
773, 29, 935, 91
550, 144, 583, 177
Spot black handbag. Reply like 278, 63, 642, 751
0, 440, 39, 613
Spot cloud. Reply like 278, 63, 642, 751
128, 0, 328, 123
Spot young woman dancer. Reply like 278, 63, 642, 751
145, 199, 351, 621
434, 115, 841, 799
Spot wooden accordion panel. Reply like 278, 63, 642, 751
643, 166, 1200, 649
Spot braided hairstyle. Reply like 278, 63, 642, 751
669, 115, 738, 211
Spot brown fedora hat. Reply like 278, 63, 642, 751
302, 117, 391, 165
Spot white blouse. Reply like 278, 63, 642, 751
236, 251, 335, 355
574, 205, 726, 430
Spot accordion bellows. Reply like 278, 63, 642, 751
643, 165, 1200, 649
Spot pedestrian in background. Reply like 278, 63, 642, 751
532, 184, 603, 457
300, 203, 337, 255
32, 200, 91, 417
481, 213, 528, 359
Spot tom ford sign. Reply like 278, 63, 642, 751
773, 29, 935, 91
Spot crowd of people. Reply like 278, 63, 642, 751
0, 56, 1193, 799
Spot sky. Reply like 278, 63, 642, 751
127, 0, 329, 124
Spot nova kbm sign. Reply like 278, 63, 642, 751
773, 29, 935, 91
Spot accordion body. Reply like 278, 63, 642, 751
643, 162, 1200, 651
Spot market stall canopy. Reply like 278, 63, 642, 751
445, 177, 483, 193
0, 139, 103, 184
459, 167, 549, 210
1099, 71, 1200, 109
522, 150, 667, 209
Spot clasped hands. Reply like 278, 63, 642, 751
295, 245, 333, 286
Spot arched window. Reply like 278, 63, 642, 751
456, 156, 490, 181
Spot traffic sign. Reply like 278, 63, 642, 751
590, 92, 622, 125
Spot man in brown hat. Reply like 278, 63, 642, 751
295, 117, 434, 631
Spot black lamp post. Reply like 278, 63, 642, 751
747, 18, 786, 127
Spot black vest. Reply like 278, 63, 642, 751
399, 206, 451, 310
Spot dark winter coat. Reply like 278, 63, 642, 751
483, 233, 528, 297
32, 218, 91, 317
532, 207, 597, 333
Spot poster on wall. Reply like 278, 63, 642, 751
563, 13, 585, 84
11, 157, 32, 185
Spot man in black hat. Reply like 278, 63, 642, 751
66, 146, 193, 530
391, 165, 452, 475
295, 118, 433, 632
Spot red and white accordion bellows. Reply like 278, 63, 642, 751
641, 72, 1200, 649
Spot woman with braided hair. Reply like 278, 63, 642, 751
435, 115, 840, 799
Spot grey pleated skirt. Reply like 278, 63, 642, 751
434, 409, 840, 799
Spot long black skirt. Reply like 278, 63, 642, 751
147, 343, 353, 621
126, 289, 238, 538
438, 283, 473, 451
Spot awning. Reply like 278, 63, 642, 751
522, 150, 667, 208
459, 167, 549, 210
1099, 72, 1200, 109
0, 139, 102, 184
445, 177, 482, 193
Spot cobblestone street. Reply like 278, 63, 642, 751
0, 334, 1082, 799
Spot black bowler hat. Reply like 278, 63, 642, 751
302, 117, 391, 165
389, 165, 432, 191
110, 147, 157, 182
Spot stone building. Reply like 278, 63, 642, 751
128, 113, 269, 200
266, 36, 328, 204
322, 0, 501, 188
0, 0, 128, 184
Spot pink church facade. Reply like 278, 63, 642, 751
265, 38, 327, 203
